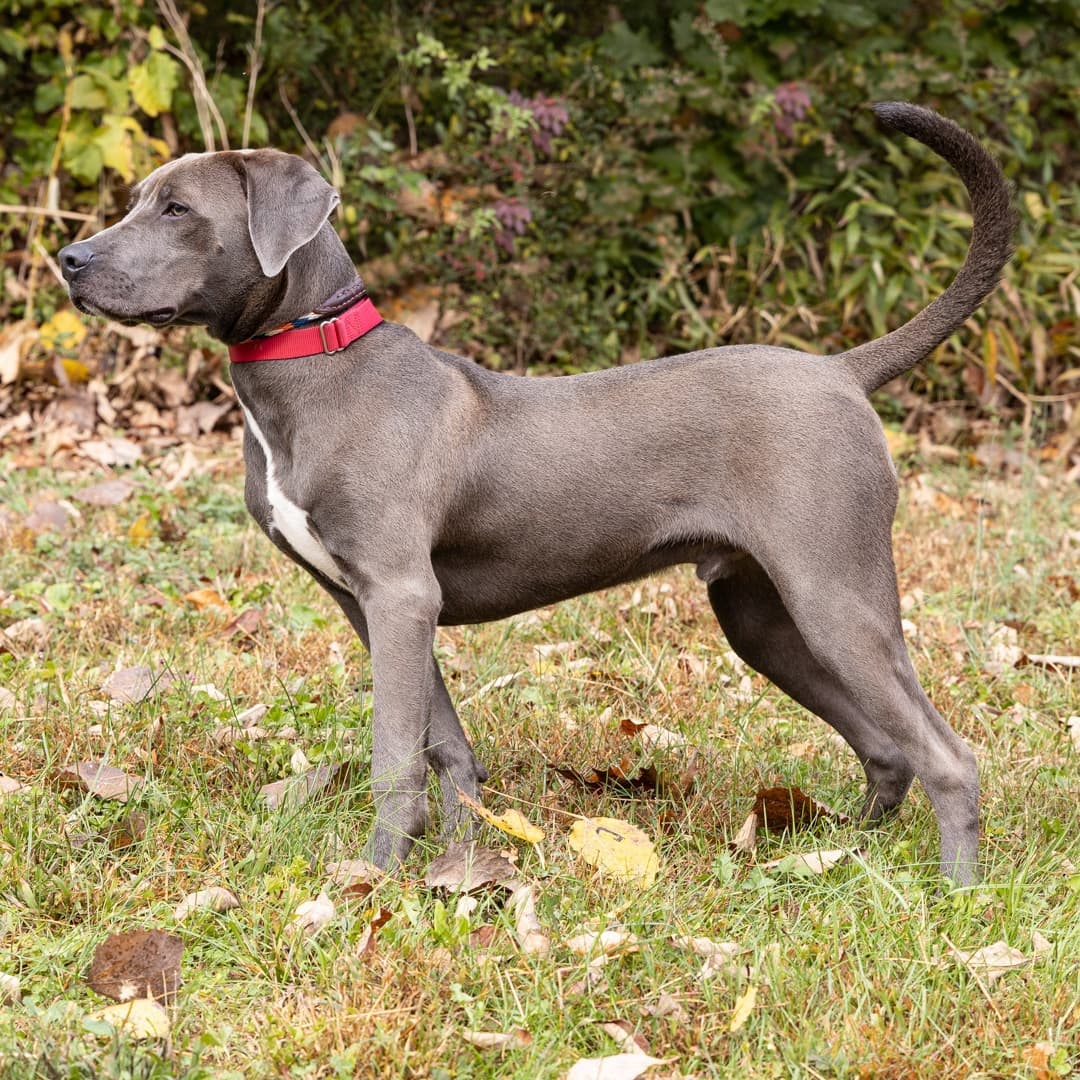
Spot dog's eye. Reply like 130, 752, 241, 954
163, 202, 189, 218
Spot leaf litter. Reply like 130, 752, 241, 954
55, 761, 143, 803
86, 929, 182, 1003
567, 817, 660, 887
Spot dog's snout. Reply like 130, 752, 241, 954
59, 242, 95, 280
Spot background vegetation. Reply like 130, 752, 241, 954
2, 0, 1078, 433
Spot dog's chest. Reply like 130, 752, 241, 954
238, 403, 348, 589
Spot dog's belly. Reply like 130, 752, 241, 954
432, 540, 740, 624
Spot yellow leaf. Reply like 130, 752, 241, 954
729, 984, 757, 1032
982, 327, 998, 388
39, 309, 87, 353
61, 358, 91, 383
93, 998, 171, 1039
567, 817, 659, 887
183, 588, 231, 613
128, 513, 154, 546
457, 789, 545, 844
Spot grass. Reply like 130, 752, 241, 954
1, 439, 1078, 1078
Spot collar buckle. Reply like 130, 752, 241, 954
318, 317, 344, 354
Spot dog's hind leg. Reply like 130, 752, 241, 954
749, 547, 979, 885
706, 558, 915, 822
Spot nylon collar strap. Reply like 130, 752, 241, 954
228, 292, 383, 363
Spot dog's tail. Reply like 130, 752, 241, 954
835, 102, 1015, 396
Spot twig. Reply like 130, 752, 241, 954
278, 79, 325, 168
242, 0, 267, 149
0, 204, 95, 222
157, 0, 229, 150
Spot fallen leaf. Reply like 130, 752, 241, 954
90, 998, 171, 1040
457, 789, 545, 844
949, 939, 1034, 984
1064, 716, 1080, 754
555, 762, 668, 797
0, 773, 27, 800
0, 319, 36, 384
424, 843, 519, 892
326, 859, 384, 891
567, 817, 660, 887
71, 479, 135, 507
221, 607, 263, 640
353, 907, 393, 958
565, 928, 639, 961
174, 887, 240, 921
982, 623, 1025, 674
0, 687, 15, 712
80, 437, 142, 469
39, 308, 88, 351
127, 513, 155, 545
291, 891, 336, 936
599, 1020, 650, 1055
0, 972, 20, 1004
191, 683, 226, 701
642, 993, 687, 1022
672, 935, 746, 980
460, 1028, 532, 1050
620, 718, 689, 751
86, 929, 182, 1003
731, 810, 758, 854
751, 786, 850, 831
507, 881, 550, 956
761, 848, 851, 875
108, 810, 148, 850
565, 1052, 667, 1080
729, 983, 757, 1032
183, 587, 231, 612
102, 665, 172, 704
25, 499, 74, 534
260, 762, 352, 811
1, 617, 50, 650
56, 761, 143, 803
458, 669, 527, 707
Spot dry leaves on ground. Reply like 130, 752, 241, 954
456, 789, 546, 844
731, 785, 850, 855
259, 762, 352, 811
55, 761, 143, 803
173, 887, 240, 921
424, 843, 520, 892
568, 817, 660, 887
507, 881, 551, 956
565, 1051, 669, 1079
86, 929, 182, 1003
90, 998, 171, 1039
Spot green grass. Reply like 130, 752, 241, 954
1, 446, 1078, 1078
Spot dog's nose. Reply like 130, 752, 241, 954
59, 242, 95, 280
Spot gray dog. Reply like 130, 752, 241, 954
59, 102, 1014, 884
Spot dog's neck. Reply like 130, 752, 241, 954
215, 222, 360, 345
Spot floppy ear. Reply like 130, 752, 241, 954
240, 151, 340, 277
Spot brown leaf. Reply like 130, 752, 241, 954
750, 786, 850, 832
56, 761, 143, 803
0, 772, 27, 800
460, 1028, 532, 1050
71, 479, 135, 507
86, 929, 182, 1003
182, 587, 231, 612
507, 881, 550, 956
25, 499, 74, 534
599, 1019, 650, 1056
108, 810, 148, 849
173, 886, 240, 921
259, 762, 352, 811
102, 665, 173, 704
221, 607, 263, 640
424, 842, 519, 892
553, 761, 668, 797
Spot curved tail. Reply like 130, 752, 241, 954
836, 102, 1016, 395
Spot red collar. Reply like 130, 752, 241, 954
228, 295, 383, 363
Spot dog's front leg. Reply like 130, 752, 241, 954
355, 572, 441, 868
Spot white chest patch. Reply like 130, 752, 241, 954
239, 403, 349, 589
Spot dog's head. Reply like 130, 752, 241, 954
58, 150, 339, 337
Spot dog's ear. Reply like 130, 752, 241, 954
239, 151, 340, 277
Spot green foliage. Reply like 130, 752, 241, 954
2, 1, 1078, 420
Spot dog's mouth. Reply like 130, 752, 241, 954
71, 294, 177, 328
